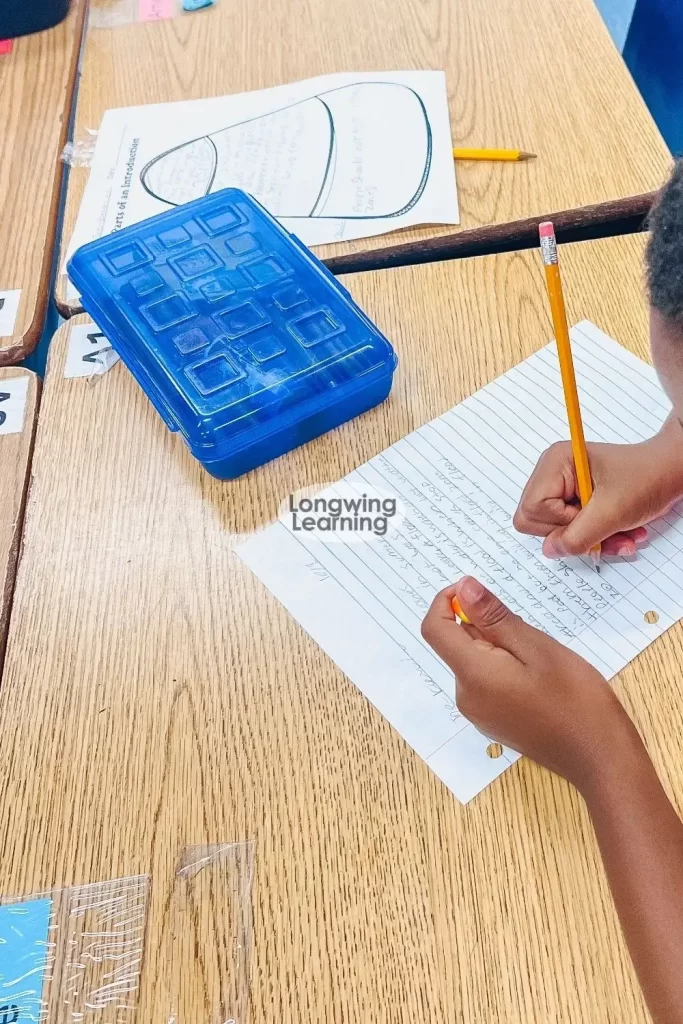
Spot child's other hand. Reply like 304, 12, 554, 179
422, 577, 630, 788
513, 418, 683, 558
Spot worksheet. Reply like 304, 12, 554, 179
65, 70, 458, 275
238, 322, 683, 802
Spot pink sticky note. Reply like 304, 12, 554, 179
0, 39, 14, 54
138, 0, 175, 20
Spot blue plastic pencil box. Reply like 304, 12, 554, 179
67, 189, 398, 479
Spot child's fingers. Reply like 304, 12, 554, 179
454, 577, 531, 662
514, 442, 578, 536
597, 527, 649, 557
421, 586, 480, 672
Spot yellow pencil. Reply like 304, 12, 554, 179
453, 148, 536, 162
539, 221, 601, 572
451, 596, 471, 624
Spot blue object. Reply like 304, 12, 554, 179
595, 0, 637, 51
0, 898, 52, 1023
3, 0, 71, 38
67, 190, 397, 479
624, 0, 683, 155
182, 0, 214, 10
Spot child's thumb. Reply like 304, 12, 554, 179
542, 496, 614, 558
456, 577, 529, 658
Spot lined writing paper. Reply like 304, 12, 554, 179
238, 322, 683, 802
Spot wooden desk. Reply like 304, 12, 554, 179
55, 0, 670, 315
1, 234, 677, 1022
0, 368, 39, 671
0, 1, 86, 365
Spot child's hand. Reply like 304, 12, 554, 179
513, 417, 683, 558
422, 577, 631, 788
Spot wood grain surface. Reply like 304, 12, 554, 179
0, 1, 86, 364
0, 368, 39, 673
55, 0, 671, 315
2, 235, 674, 1023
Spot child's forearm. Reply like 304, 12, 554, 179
578, 717, 683, 1024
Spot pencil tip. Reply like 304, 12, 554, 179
595, 564, 601, 574
519, 151, 537, 161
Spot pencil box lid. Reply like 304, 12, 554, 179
67, 189, 397, 467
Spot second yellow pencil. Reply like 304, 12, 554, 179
453, 148, 536, 162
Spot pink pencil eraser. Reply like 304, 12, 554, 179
539, 221, 555, 238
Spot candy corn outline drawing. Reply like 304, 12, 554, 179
139, 81, 433, 220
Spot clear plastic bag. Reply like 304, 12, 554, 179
61, 130, 98, 167
167, 843, 254, 1024
61, 875, 150, 1022
88, 0, 147, 28
0, 877, 150, 1024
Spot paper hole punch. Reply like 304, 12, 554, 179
486, 743, 504, 759
644, 610, 660, 624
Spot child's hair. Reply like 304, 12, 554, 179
646, 160, 683, 322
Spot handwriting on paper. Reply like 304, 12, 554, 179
239, 323, 683, 802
